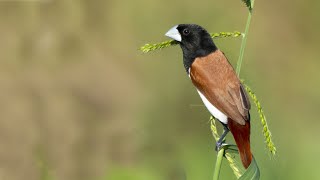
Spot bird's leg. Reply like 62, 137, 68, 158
215, 124, 229, 151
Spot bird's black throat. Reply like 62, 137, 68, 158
172, 24, 218, 73
180, 38, 217, 73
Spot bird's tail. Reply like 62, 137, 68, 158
228, 119, 252, 169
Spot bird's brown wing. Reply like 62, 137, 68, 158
190, 50, 250, 125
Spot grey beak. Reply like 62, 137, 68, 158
165, 25, 182, 42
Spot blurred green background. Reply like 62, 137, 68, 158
0, 0, 319, 180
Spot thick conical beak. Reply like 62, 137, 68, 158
165, 25, 181, 42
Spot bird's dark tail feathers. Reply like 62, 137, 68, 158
228, 119, 252, 169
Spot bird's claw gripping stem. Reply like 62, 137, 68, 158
215, 142, 229, 152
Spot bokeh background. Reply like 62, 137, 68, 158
0, 0, 319, 180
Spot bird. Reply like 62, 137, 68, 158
165, 24, 252, 169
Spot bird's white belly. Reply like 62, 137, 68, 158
197, 89, 228, 124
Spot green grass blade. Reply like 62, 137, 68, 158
238, 156, 260, 180
211, 116, 260, 179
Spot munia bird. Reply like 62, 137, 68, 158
165, 24, 252, 168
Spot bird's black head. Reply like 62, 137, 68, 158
165, 24, 217, 72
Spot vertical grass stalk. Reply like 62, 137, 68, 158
211, 117, 242, 179
236, 0, 255, 75
213, 0, 256, 179
213, 148, 225, 180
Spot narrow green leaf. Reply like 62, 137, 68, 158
239, 157, 260, 180
223, 144, 260, 180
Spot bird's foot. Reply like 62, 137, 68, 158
215, 142, 229, 152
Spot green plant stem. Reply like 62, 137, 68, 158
210, 117, 242, 179
213, 1, 259, 179
236, 0, 255, 75
213, 148, 225, 180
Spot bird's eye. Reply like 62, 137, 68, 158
182, 28, 190, 35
